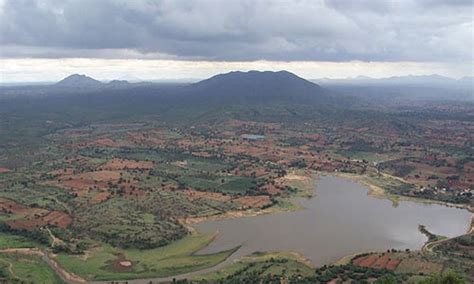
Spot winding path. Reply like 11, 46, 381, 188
0, 248, 86, 283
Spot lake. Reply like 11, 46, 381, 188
195, 176, 472, 266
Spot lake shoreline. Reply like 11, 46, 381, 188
181, 170, 472, 228
333, 172, 473, 213
179, 170, 320, 226
184, 172, 473, 284
50, 174, 472, 284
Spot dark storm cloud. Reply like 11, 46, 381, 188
0, 0, 472, 62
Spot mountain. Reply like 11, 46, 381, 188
55, 74, 103, 88
183, 70, 334, 105
107, 80, 131, 87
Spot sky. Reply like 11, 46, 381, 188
0, 0, 473, 83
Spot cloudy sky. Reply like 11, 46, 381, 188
0, 0, 473, 82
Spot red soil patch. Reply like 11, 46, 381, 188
162, 184, 177, 191
353, 254, 379, 267
6, 211, 71, 231
191, 151, 213, 158
223, 144, 267, 156
92, 138, 122, 147
100, 159, 154, 170
120, 187, 147, 199
372, 253, 390, 268
385, 258, 402, 270
260, 184, 282, 195
253, 168, 268, 177
0, 198, 29, 214
464, 161, 474, 171
0, 168, 10, 173
234, 195, 272, 209
91, 191, 111, 204
6, 219, 45, 231
42, 211, 72, 229
77, 170, 122, 182
127, 130, 168, 147
45, 170, 125, 197
353, 253, 401, 270
0, 199, 49, 224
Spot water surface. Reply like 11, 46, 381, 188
241, 134, 265, 140
195, 176, 472, 266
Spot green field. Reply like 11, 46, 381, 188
55, 233, 238, 281
0, 233, 39, 249
0, 253, 63, 284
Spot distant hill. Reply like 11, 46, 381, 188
55, 74, 103, 88
314, 74, 473, 89
107, 80, 131, 87
314, 74, 473, 102
183, 70, 336, 105
458, 76, 474, 89
117, 75, 143, 83
0, 71, 352, 114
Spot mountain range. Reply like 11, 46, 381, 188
2, 71, 336, 105
55, 74, 132, 88
1, 71, 472, 103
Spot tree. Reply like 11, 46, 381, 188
374, 274, 398, 284
419, 270, 466, 284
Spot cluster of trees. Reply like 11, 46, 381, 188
290, 159, 307, 169
303, 263, 405, 283
419, 270, 466, 284
378, 161, 415, 177
411, 189, 471, 205
345, 138, 380, 153
0, 223, 50, 245
95, 222, 187, 250
170, 267, 467, 284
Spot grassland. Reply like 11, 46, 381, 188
0, 253, 63, 283
194, 251, 314, 282
55, 232, 238, 281
0, 232, 39, 249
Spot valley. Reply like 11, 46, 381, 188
0, 71, 472, 283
